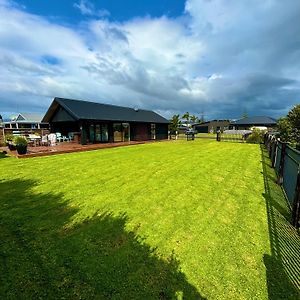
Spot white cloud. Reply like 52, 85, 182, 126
0, 0, 299, 119
74, 0, 110, 18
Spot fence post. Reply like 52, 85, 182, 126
264, 133, 268, 145
292, 168, 300, 228
277, 142, 287, 185
271, 140, 277, 168
269, 136, 274, 158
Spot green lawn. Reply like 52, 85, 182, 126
0, 140, 299, 299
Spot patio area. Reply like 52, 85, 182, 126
4, 140, 153, 158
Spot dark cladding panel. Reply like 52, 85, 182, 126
51, 107, 76, 122
156, 123, 168, 140
130, 123, 150, 141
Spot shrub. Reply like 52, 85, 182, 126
5, 134, 14, 143
246, 129, 265, 144
14, 136, 28, 146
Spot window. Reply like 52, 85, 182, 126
122, 123, 130, 142
113, 123, 122, 142
89, 124, 95, 143
151, 124, 156, 139
101, 124, 108, 142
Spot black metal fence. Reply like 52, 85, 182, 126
265, 133, 300, 228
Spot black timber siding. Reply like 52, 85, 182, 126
52, 107, 76, 122
156, 123, 168, 140
130, 123, 150, 141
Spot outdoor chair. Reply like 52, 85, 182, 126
48, 133, 57, 146
41, 135, 50, 146
63, 135, 71, 142
68, 132, 74, 141
55, 132, 64, 143
56, 132, 70, 142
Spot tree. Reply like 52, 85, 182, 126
287, 104, 300, 147
278, 104, 300, 149
169, 114, 181, 134
181, 112, 190, 123
277, 117, 292, 142
190, 115, 199, 123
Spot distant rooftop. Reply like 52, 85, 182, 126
231, 116, 277, 125
6, 113, 45, 123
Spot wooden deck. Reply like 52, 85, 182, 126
4, 141, 156, 158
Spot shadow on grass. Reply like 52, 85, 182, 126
260, 146, 300, 299
0, 179, 204, 299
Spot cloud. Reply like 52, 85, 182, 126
0, 0, 299, 119
73, 0, 110, 18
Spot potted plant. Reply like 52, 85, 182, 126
14, 136, 28, 155
5, 134, 16, 151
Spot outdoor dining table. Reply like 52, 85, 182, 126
29, 136, 41, 147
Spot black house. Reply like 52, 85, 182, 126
42, 98, 169, 144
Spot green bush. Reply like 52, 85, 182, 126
5, 134, 14, 143
14, 136, 28, 146
246, 129, 265, 144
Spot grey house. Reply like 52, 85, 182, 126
230, 116, 277, 130
4, 113, 49, 129
193, 120, 230, 133
42, 97, 169, 144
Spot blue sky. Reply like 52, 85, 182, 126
0, 0, 300, 120
17, 0, 185, 23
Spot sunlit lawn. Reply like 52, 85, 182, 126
0, 139, 299, 299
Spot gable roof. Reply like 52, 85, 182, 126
231, 116, 277, 125
42, 97, 169, 124
10, 113, 45, 123
18, 113, 44, 122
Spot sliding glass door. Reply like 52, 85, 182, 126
101, 124, 108, 142
95, 124, 101, 142
88, 123, 109, 143
122, 123, 130, 142
89, 124, 95, 143
113, 123, 130, 142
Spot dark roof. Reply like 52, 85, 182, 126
193, 120, 230, 126
42, 97, 169, 124
231, 116, 277, 125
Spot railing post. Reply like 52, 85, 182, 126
277, 142, 287, 185
292, 167, 300, 228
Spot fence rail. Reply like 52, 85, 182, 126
265, 133, 300, 228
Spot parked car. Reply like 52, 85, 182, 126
185, 129, 196, 134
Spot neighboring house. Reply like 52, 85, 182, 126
42, 97, 169, 144
4, 113, 49, 129
193, 120, 230, 133
230, 116, 277, 130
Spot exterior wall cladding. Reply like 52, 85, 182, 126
51, 121, 168, 144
